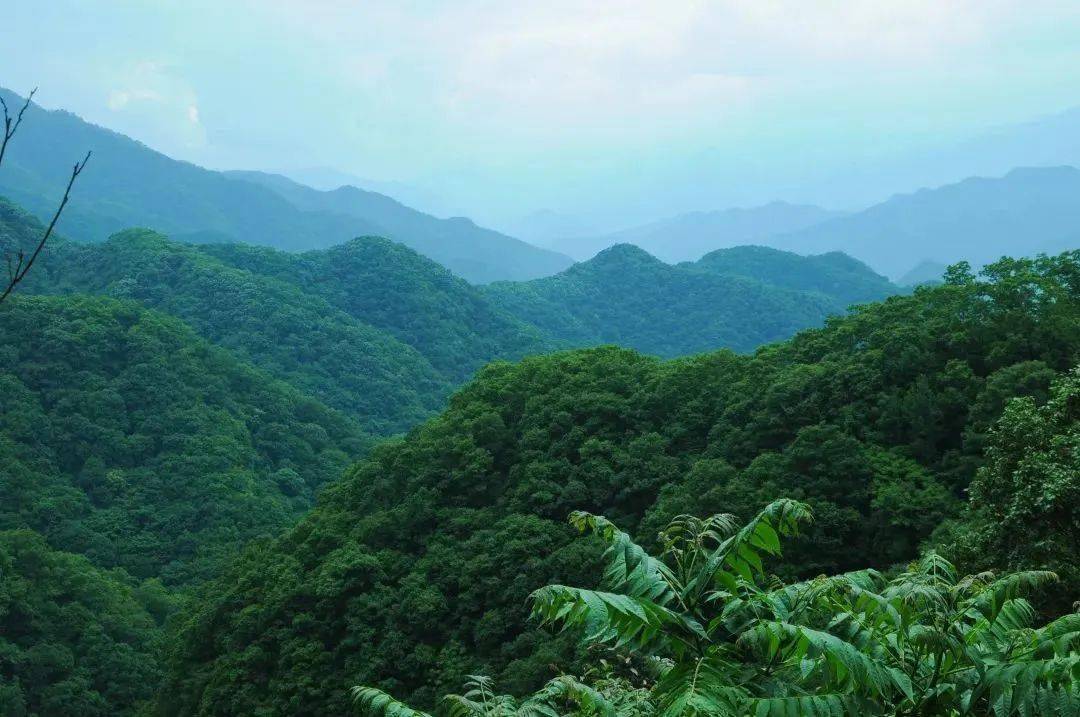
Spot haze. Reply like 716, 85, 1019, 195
6, 0, 1080, 231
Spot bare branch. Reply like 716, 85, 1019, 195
0, 150, 91, 305
0, 87, 36, 168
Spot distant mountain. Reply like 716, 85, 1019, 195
549, 201, 842, 262
692, 245, 896, 307
773, 166, 1080, 278
226, 170, 572, 283
482, 243, 896, 357
898, 260, 948, 287
498, 209, 605, 246
0, 87, 572, 283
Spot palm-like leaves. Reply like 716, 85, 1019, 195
355, 500, 1078, 717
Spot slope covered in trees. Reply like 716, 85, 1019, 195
692, 245, 896, 307
482, 244, 895, 357
20, 229, 452, 435
160, 252, 1080, 715
0, 529, 167, 717
199, 237, 550, 382
0, 294, 369, 586
0, 87, 572, 283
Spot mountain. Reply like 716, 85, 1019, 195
198, 237, 550, 382
548, 201, 842, 262
225, 170, 573, 283
21, 227, 451, 435
898, 259, 948, 287
773, 166, 1080, 278
692, 245, 896, 307
0, 294, 371, 587
0, 87, 572, 283
0, 529, 165, 716
481, 243, 895, 357
159, 252, 1080, 714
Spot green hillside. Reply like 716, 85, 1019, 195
691, 244, 896, 307
20, 228, 451, 435
0, 294, 369, 586
0, 529, 166, 716
481, 244, 869, 357
199, 237, 550, 382
159, 252, 1080, 715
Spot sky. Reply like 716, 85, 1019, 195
6, 0, 1080, 231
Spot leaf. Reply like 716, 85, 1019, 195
570, 511, 680, 605
352, 687, 435, 717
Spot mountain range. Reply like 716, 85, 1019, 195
0, 87, 572, 283
548, 201, 843, 263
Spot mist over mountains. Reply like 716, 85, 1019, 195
0, 87, 572, 283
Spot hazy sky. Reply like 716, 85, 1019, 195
6, 1, 1080, 229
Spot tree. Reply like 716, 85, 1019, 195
526, 504, 1077, 716
0, 88, 89, 305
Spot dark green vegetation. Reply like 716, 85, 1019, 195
21, 227, 453, 435
0, 87, 572, 283
0, 529, 167, 717
0, 294, 368, 586
159, 252, 1080, 715
197, 238, 548, 383
776, 166, 1080, 279
7, 195, 902, 434
361, 505, 1078, 716
483, 244, 896, 357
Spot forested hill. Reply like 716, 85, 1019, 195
691, 244, 897, 307
160, 251, 1080, 715
0, 294, 370, 587
6, 194, 903, 435
0, 86, 573, 283
482, 243, 898, 357
21, 227, 453, 435
198, 237, 550, 382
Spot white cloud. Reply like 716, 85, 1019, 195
105, 60, 206, 148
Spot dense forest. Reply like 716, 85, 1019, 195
482, 244, 896, 357
1, 90, 1077, 717
157, 253, 1080, 715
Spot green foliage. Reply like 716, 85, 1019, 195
21, 228, 449, 435
946, 368, 1080, 614
359, 508, 1078, 716
161, 252, 1080, 714
0, 294, 369, 585
482, 244, 850, 357
0, 529, 166, 716
692, 245, 896, 308
198, 237, 550, 382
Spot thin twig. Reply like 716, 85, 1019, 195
0, 151, 91, 304
0, 87, 36, 168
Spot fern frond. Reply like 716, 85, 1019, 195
531, 675, 617, 717
651, 655, 748, 717
969, 571, 1058, 622
352, 687, 435, 717
746, 693, 874, 717
569, 511, 679, 605
530, 584, 705, 654
686, 499, 812, 601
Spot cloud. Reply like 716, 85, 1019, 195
106, 60, 206, 148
